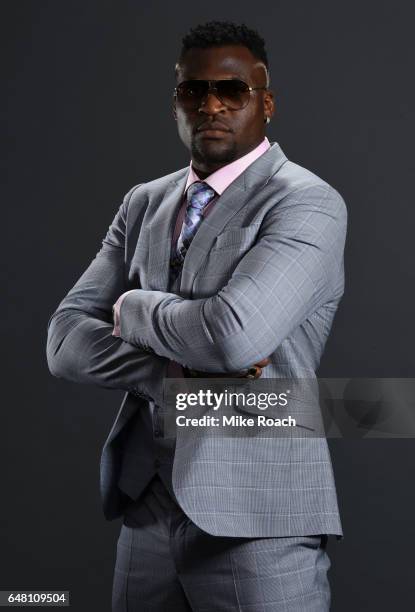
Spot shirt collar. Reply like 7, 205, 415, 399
185, 137, 271, 196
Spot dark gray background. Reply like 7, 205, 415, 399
2, 1, 414, 610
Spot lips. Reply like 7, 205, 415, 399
196, 122, 231, 133
196, 123, 232, 139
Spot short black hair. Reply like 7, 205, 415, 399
178, 20, 269, 70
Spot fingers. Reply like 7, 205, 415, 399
246, 366, 262, 379
253, 357, 271, 368
245, 357, 271, 379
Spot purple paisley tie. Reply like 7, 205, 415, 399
170, 181, 216, 279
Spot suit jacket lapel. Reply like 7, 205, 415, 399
179, 142, 288, 297
146, 170, 188, 292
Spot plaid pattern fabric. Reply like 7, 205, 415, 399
113, 476, 331, 611
46, 142, 347, 537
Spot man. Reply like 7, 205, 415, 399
47, 21, 347, 611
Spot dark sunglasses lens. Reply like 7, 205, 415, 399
176, 80, 251, 110
217, 80, 250, 109
176, 81, 208, 108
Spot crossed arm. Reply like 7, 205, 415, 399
46, 182, 346, 400
115, 184, 347, 372
46, 187, 169, 406
46, 186, 264, 405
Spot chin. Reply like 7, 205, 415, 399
191, 139, 238, 167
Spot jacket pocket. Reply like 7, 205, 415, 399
213, 225, 260, 252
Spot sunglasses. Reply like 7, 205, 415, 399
174, 79, 267, 111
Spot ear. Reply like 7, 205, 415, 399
263, 89, 275, 122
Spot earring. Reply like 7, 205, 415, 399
264, 116, 271, 124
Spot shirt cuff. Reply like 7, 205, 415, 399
112, 290, 136, 337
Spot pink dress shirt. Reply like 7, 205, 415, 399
112, 136, 271, 360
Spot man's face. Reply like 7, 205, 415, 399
174, 45, 274, 175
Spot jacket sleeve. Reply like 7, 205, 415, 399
116, 184, 347, 372
46, 184, 168, 407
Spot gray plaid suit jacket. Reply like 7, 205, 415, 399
46, 142, 347, 537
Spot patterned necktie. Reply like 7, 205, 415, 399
170, 181, 216, 277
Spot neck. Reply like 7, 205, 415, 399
191, 138, 265, 180
191, 166, 213, 180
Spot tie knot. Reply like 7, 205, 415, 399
186, 181, 216, 211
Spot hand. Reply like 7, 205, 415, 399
244, 357, 271, 379
184, 357, 271, 379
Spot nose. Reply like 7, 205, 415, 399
198, 91, 226, 114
